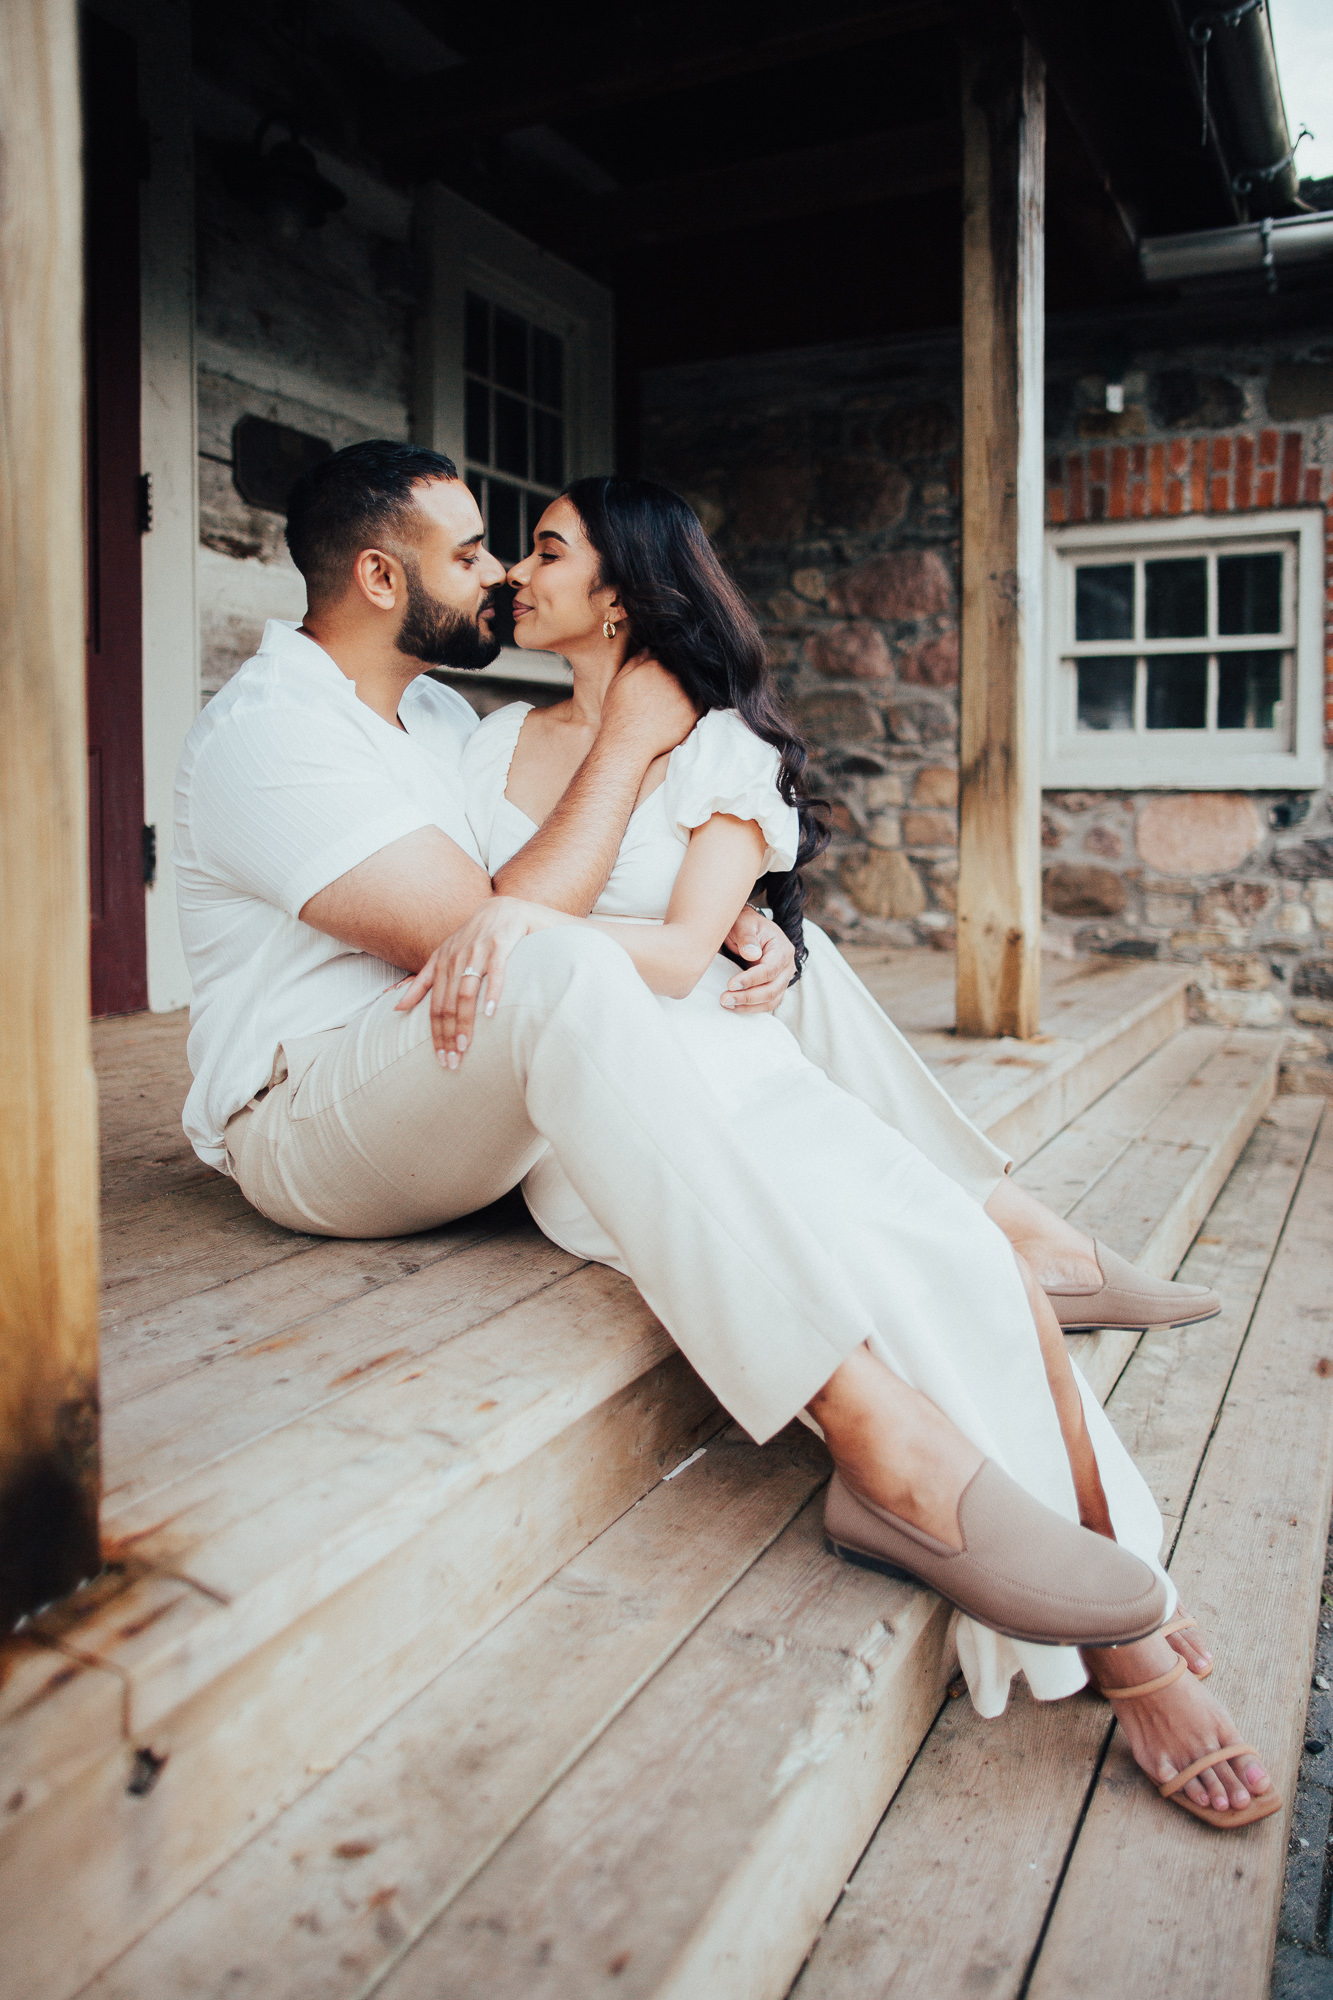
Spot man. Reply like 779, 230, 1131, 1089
170, 440, 1195, 1668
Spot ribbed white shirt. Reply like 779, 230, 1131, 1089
174, 619, 481, 1169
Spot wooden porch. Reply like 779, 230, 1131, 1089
3, 950, 1329, 1999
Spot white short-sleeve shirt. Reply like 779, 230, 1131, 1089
173, 619, 481, 1169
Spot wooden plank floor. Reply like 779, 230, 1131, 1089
73, 1004, 1286, 2000
0, 952, 1224, 2000
792, 1097, 1333, 2000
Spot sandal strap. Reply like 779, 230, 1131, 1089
1096, 1654, 1188, 1702
1159, 1744, 1260, 1800
1162, 1612, 1198, 1640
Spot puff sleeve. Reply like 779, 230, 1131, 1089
662, 708, 800, 875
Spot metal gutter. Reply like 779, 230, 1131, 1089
1176, 0, 1303, 215
1140, 208, 1333, 285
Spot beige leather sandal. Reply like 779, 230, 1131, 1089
1097, 1654, 1282, 1829
1091, 1609, 1212, 1697
1164, 1608, 1213, 1679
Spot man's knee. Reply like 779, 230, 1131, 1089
505, 923, 639, 998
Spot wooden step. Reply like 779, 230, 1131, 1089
843, 948, 1194, 1165
0, 1261, 722, 2000
68, 1023, 1283, 2000
789, 1096, 1328, 2000
76, 1425, 830, 2000
1020, 1024, 1281, 1399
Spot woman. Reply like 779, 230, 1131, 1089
403, 476, 1275, 1828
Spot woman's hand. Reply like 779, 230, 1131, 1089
720, 908, 796, 1013
395, 897, 570, 1066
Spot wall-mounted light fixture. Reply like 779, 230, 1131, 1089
227, 116, 347, 245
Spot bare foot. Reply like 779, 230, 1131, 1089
1085, 1633, 1269, 1813
808, 1345, 983, 1550
1166, 1612, 1214, 1678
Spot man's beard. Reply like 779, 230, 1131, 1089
395, 562, 501, 671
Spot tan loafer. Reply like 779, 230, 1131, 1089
1046, 1240, 1220, 1333
824, 1460, 1168, 1647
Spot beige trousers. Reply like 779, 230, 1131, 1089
227, 925, 1005, 1444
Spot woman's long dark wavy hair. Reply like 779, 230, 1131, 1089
563, 476, 830, 976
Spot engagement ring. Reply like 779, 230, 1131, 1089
462, 966, 483, 978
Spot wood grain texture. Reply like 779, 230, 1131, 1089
2, 1358, 722, 2000
956, 30, 1046, 1040
1029, 1106, 1333, 2000
78, 1428, 829, 2000
0, 0, 101, 1625
374, 1496, 955, 2000
791, 1100, 1325, 2000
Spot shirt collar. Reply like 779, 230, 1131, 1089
256, 619, 359, 701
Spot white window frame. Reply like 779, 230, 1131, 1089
1043, 508, 1325, 789
414, 183, 614, 685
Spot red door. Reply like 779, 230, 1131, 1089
83, 11, 148, 1016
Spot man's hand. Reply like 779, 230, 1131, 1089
602, 654, 700, 759
396, 897, 573, 1065
720, 908, 796, 1013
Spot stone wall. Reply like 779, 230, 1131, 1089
192, 67, 422, 696
641, 335, 969, 949
641, 312, 1333, 1091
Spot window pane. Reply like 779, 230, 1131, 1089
1217, 649, 1283, 729
532, 328, 563, 409
464, 378, 490, 465
488, 479, 522, 564
1217, 551, 1282, 635
464, 292, 489, 377
494, 393, 528, 477
466, 469, 484, 507
493, 308, 528, 393
1075, 564, 1133, 641
533, 408, 564, 488
1076, 657, 1136, 731
1146, 652, 1207, 728
1145, 558, 1207, 638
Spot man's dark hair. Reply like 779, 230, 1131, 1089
284, 439, 459, 604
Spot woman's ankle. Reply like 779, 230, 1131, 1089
810, 1348, 982, 1549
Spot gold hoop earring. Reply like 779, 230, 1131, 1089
603, 617, 618, 640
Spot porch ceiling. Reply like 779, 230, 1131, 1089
192, 0, 1317, 367
369, 0, 1250, 364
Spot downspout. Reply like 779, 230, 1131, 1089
1141, 207, 1333, 285
1175, 0, 1303, 216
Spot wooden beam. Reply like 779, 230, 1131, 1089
392, 0, 952, 150
956, 29, 1045, 1041
561, 120, 959, 253
0, 0, 101, 1625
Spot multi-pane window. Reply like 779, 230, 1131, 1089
1044, 511, 1325, 788
463, 291, 565, 567
1067, 543, 1290, 742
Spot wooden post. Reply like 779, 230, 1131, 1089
956, 30, 1046, 1040
0, 0, 101, 1626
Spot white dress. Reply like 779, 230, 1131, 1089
463, 702, 1173, 1717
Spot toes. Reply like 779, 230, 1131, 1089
1165, 1629, 1212, 1674
1203, 1768, 1233, 1811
